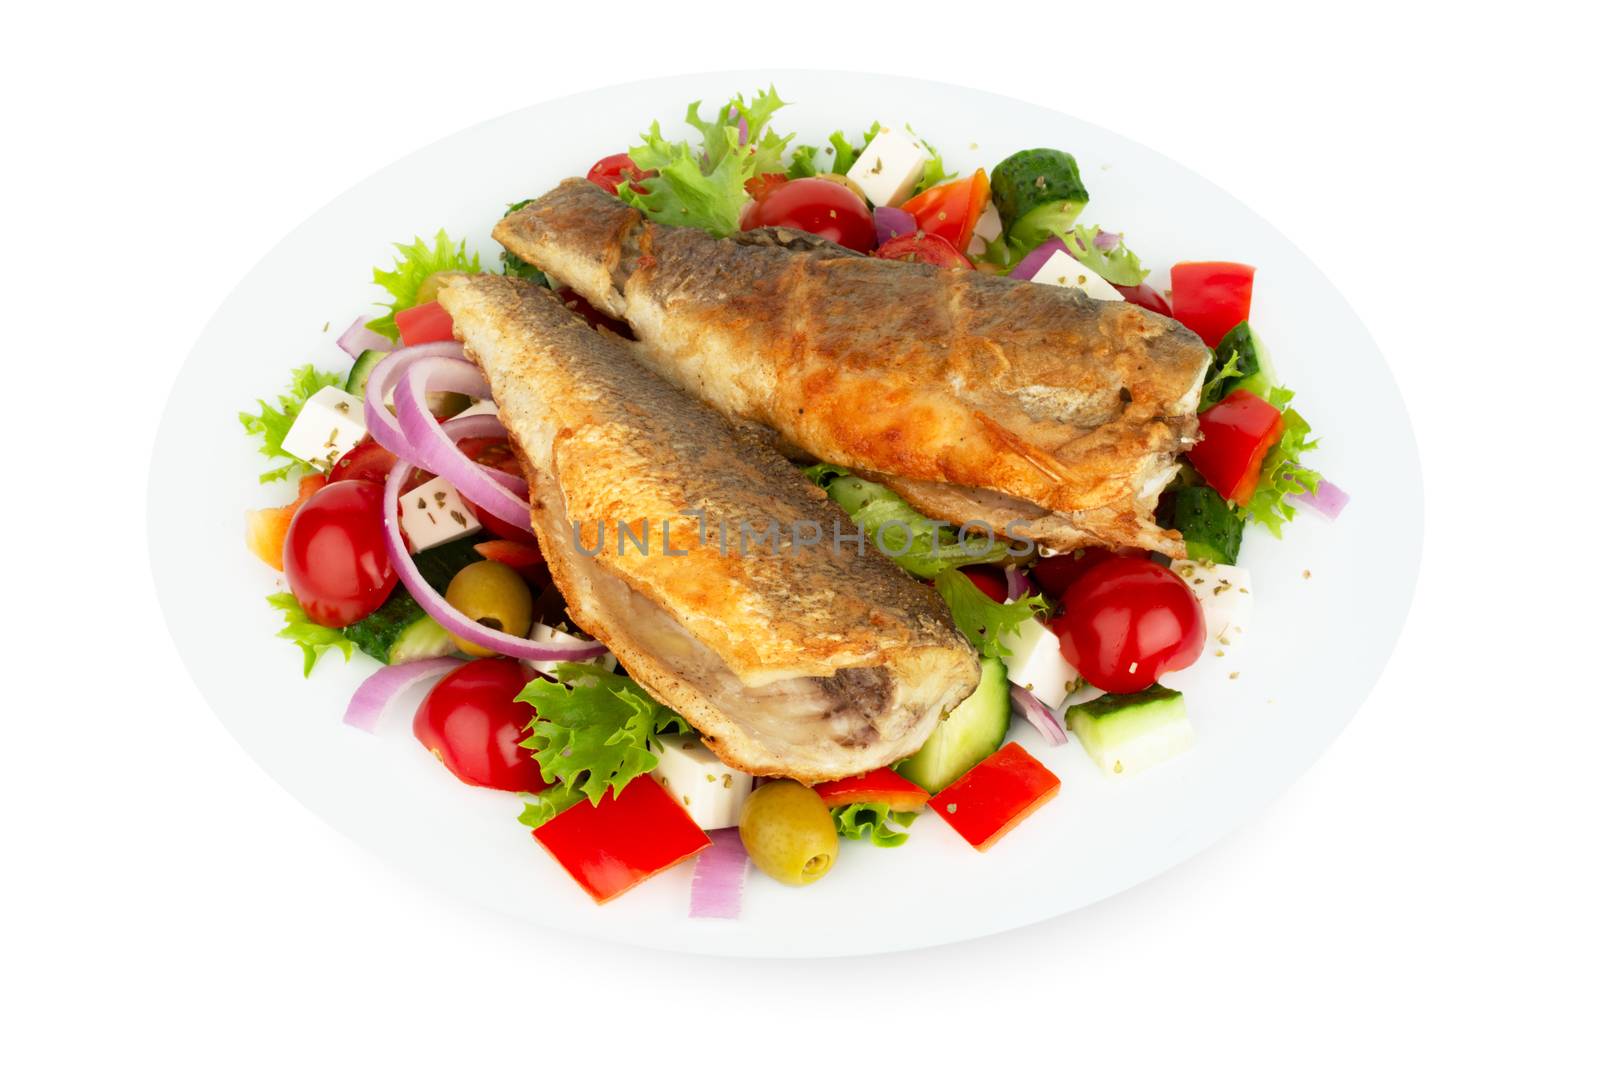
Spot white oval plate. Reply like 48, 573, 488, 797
150, 71, 1420, 958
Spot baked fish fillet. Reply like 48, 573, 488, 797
495, 179, 1211, 555
437, 275, 980, 783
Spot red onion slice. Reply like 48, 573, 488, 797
689, 827, 750, 919
1295, 476, 1349, 520
874, 206, 918, 246
1009, 236, 1071, 282
361, 341, 468, 458
393, 357, 534, 533
381, 458, 606, 661
1009, 682, 1068, 746
1092, 229, 1123, 252
343, 657, 459, 732
1003, 565, 1035, 603
337, 316, 394, 359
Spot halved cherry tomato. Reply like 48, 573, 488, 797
456, 437, 538, 544
1048, 558, 1205, 693
741, 177, 875, 253
901, 169, 990, 253
745, 172, 788, 202
244, 473, 327, 571
585, 152, 655, 196
873, 232, 972, 269
414, 659, 543, 791
1169, 262, 1255, 347
1112, 282, 1173, 316
283, 480, 399, 627
554, 287, 634, 340
813, 767, 930, 811
963, 566, 1009, 603
328, 438, 398, 485
1188, 389, 1285, 504
395, 301, 455, 347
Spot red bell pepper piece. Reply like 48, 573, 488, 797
1112, 281, 1172, 316
473, 539, 547, 582
813, 767, 931, 811
394, 300, 456, 347
931, 742, 1060, 851
1188, 389, 1285, 505
1169, 262, 1255, 347
901, 169, 990, 253
531, 777, 711, 903
873, 232, 973, 269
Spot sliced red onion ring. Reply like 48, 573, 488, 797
382, 458, 605, 661
344, 657, 459, 732
1295, 476, 1349, 520
689, 827, 750, 919
1009, 236, 1070, 282
394, 357, 534, 533
735, 114, 749, 147
1092, 229, 1123, 252
361, 341, 468, 458
874, 206, 918, 246
1009, 682, 1068, 746
1003, 565, 1035, 603
337, 316, 394, 359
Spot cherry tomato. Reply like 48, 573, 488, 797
742, 177, 875, 253
454, 437, 539, 544
414, 659, 545, 791
901, 169, 990, 252
328, 438, 398, 485
1189, 389, 1285, 504
1169, 262, 1255, 347
585, 152, 654, 196
1112, 282, 1173, 316
1047, 558, 1204, 693
964, 566, 1009, 603
283, 480, 399, 627
873, 232, 973, 269
745, 172, 788, 202
1031, 547, 1131, 600
554, 286, 634, 339
395, 301, 455, 347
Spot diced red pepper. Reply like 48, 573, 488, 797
531, 776, 711, 904
1169, 262, 1255, 347
931, 742, 1060, 851
473, 539, 545, 581
901, 169, 990, 253
1188, 389, 1285, 504
244, 473, 327, 571
1112, 282, 1172, 316
813, 767, 931, 811
395, 300, 456, 347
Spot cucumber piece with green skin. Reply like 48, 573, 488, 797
1207, 323, 1279, 405
990, 149, 1090, 232
342, 587, 456, 665
897, 658, 1011, 793
1166, 485, 1245, 565
345, 349, 387, 398
1067, 685, 1193, 776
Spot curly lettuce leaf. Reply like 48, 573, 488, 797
686, 86, 791, 176
1060, 226, 1148, 286
368, 231, 482, 339
265, 593, 354, 678
1200, 347, 1243, 410
515, 663, 689, 827
832, 803, 919, 848
933, 569, 1049, 660
802, 465, 1011, 578
1245, 397, 1322, 536
499, 200, 547, 285
238, 364, 344, 483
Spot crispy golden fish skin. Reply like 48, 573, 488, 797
495, 179, 1211, 555
437, 275, 980, 784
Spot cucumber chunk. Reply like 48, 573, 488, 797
991, 148, 1090, 234
1166, 485, 1245, 565
342, 587, 455, 665
345, 349, 387, 399
1067, 685, 1193, 776
1207, 323, 1278, 405
898, 658, 1010, 793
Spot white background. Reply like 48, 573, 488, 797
5, 1, 1596, 1062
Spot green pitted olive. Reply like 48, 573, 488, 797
444, 560, 533, 657
738, 781, 839, 887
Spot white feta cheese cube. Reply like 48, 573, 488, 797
1001, 616, 1082, 710
845, 126, 930, 208
1169, 561, 1252, 650
449, 398, 499, 421
398, 476, 482, 551
279, 386, 368, 470
1031, 249, 1125, 301
648, 734, 753, 829
523, 622, 617, 678
973, 202, 1003, 242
